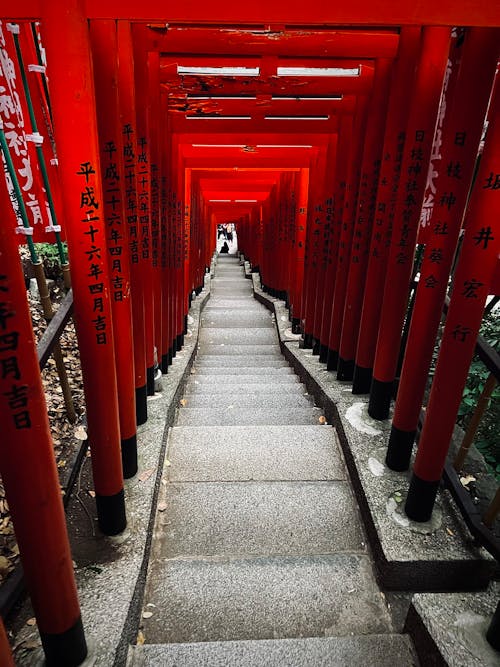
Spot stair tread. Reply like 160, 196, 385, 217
153, 481, 364, 558
128, 635, 416, 667
141, 554, 392, 643
166, 424, 345, 481
176, 407, 323, 425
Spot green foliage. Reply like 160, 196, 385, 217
457, 307, 500, 480
34, 242, 67, 280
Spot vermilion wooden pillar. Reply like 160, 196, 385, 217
386, 28, 499, 470
353, 27, 421, 392
0, 618, 14, 666
319, 116, 352, 360
160, 89, 172, 371
42, 0, 126, 535
0, 153, 87, 666
312, 138, 337, 350
290, 169, 308, 329
117, 20, 147, 425
405, 80, 500, 521
147, 50, 163, 370
90, 19, 138, 479
368, 27, 451, 420
302, 150, 327, 346
326, 99, 368, 369
132, 26, 155, 395
337, 58, 392, 380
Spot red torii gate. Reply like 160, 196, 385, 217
0, 1, 499, 664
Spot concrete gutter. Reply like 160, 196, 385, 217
12, 278, 211, 667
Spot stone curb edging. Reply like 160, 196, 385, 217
249, 270, 494, 595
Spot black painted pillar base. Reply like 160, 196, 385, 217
352, 364, 372, 394
96, 488, 127, 535
172, 337, 178, 355
312, 339, 320, 355
292, 318, 301, 334
319, 344, 329, 363
40, 615, 87, 667
337, 357, 354, 381
177, 333, 184, 350
184, 314, 188, 335
404, 473, 440, 522
121, 434, 138, 479
486, 601, 500, 651
368, 377, 393, 420
386, 425, 416, 471
168, 346, 173, 364
327, 348, 338, 371
146, 366, 155, 396
161, 353, 169, 374
188, 292, 193, 307
303, 333, 313, 348
135, 385, 147, 426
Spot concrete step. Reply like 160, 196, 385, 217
201, 312, 274, 328
141, 554, 392, 643
175, 407, 323, 426
191, 366, 294, 375
198, 329, 277, 346
153, 481, 365, 559
179, 394, 311, 408
128, 635, 417, 666
184, 382, 305, 395
198, 344, 282, 356
204, 300, 262, 309
186, 374, 300, 385
195, 356, 288, 368
166, 424, 345, 482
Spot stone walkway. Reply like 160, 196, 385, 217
128, 255, 416, 665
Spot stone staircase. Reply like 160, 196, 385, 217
127, 255, 417, 666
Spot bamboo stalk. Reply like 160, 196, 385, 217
32, 262, 76, 423
453, 372, 497, 471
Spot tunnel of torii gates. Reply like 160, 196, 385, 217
0, 0, 499, 663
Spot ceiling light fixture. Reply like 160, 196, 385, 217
178, 66, 260, 76
277, 66, 360, 77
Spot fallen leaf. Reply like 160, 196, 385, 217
138, 468, 155, 482
26, 618, 37, 627
88, 490, 96, 498
74, 426, 88, 440
137, 630, 145, 645
158, 502, 167, 512
460, 475, 476, 487
318, 416, 327, 425
446, 528, 455, 536
142, 611, 153, 619
180, 399, 187, 407
164, 459, 171, 467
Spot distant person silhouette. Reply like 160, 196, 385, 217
220, 241, 229, 254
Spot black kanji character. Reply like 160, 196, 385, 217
473, 226, 495, 249
80, 187, 99, 209
76, 161, 96, 183
0, 331, 19, 352
0, 356, 20, 380
0, 303, 14, 331
483, 172, 500, 190
4, 383, 28, 409
452, 324, 472, 342
462, 278, 484, 299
